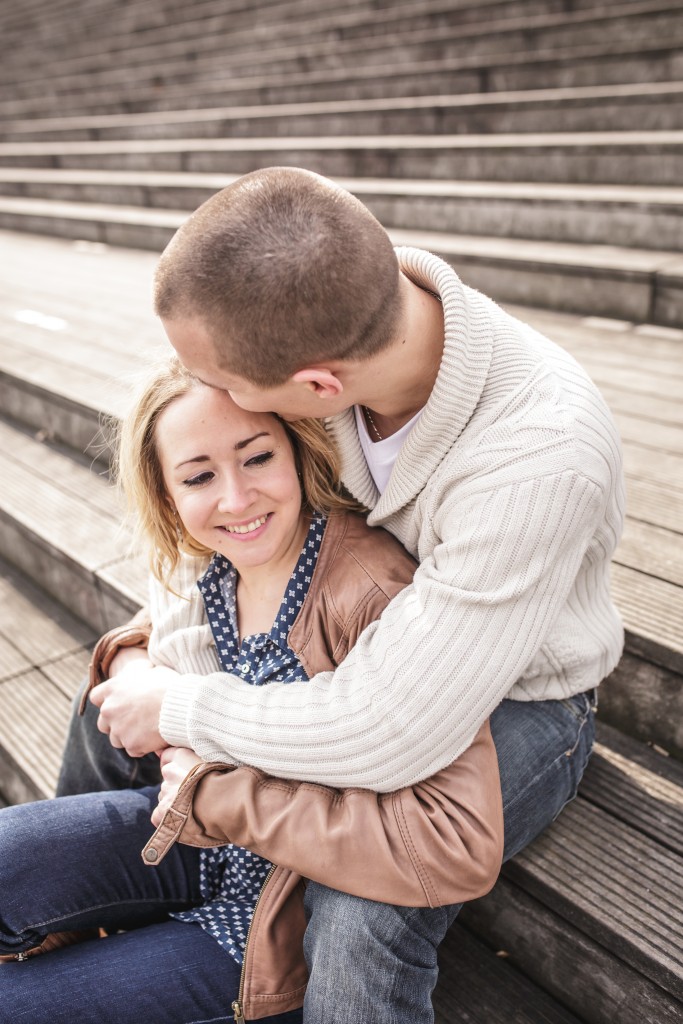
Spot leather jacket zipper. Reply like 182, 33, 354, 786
232, 864, 277, 1024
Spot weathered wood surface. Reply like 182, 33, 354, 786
504, 798, 683, 998
461, 721, 683, 1020
0, 558, 95, 802
435, 923, 584, 1024
460, 880, 683, 1024
599, 653, 683, 757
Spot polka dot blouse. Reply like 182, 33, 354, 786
171, 514, 327, 964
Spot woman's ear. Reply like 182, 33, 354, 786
291, 367, 343, 399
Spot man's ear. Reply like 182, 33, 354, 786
291, 367, 344, 399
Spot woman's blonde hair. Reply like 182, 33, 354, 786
116, 357, 364, 583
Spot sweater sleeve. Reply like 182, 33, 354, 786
147, 554, 221, 680
159, 470, 603, 791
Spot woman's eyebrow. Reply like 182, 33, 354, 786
174, 433, 272, 468
234, 431, 271, 450
175, 454, 209, 470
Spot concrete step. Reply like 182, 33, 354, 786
5, 0, 682, 95
0, 197, 681, 326
0, 170, 681, 252
2, 34, 682, 118
3, 83, 683, 142
1, 131, 682, 186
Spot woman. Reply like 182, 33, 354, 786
0, 359, 502, 1023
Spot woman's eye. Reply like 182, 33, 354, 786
245, 451, 274, 468
183, 471, 214, 487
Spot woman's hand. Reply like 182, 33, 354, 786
152, 747, 203, 828
107, 646, 153, 677
90, 664, 179, 757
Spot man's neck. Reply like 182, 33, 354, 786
353, 275, 444, 436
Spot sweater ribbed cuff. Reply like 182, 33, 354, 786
159, 677, 198, 748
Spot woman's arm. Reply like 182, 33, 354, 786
142, 720, 504, 909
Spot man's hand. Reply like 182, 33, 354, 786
90, 664, 179, 757
151, 747, 203, 828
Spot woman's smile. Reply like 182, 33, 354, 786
218, 513, 272, 539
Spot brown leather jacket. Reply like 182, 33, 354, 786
92, 514, 504, 1021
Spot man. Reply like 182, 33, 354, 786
60, 167, 624, 1022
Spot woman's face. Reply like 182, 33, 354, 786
155, 385, 305, 573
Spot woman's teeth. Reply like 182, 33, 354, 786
225, 515, 268, 534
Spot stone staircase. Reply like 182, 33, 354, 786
0, 1, 681, 1021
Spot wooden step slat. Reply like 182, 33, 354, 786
1, 82, 683, 141
507, 798, 683, 996
3, 31, 683, 119
580, 722, 683, 854
5, 0, 683, 101
0, 558, 96, 803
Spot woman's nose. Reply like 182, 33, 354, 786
216, 477, 253, 515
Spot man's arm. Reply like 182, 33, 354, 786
157, 470, 605, 790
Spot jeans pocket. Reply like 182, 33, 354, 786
558, 691, 594, 752
551, 694, 596, 820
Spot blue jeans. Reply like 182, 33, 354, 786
48, 686, 595, 1023
0, 786, 303, 1024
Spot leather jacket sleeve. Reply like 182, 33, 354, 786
142, 719, 503, 908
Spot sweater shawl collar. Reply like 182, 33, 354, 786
327, 247, 494, 521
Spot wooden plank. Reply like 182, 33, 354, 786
598, 653, 683, 760
612, 563, 683, 670
0, 419, 120, 517
616, 519, 683, 588
600, 386, 683, 430
0, 667, 72, 800
0, 558, 95, 662
580, 721, 683, 854
0, 434, 128, 571
569, 347, 683, 386
624, 476, 683, 534
615, 414, 683, 457
98, 554, 149, 611
505, 798, 683, 998
569, 358, 683, 403
435, 923, 584, 1024
461, 878, 683, 1024
41, 648, 93, 700
622, 443, 683, 493
0, 635, 32, 679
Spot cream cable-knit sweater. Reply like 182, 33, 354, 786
156, 247, 625, 792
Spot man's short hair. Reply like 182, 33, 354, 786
154, 167, 402, 386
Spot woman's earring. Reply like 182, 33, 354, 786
172, 507, 183, 541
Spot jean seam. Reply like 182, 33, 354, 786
23, 897, 198, 933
